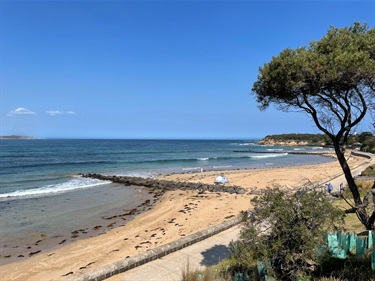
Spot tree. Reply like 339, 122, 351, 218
238, 188, 343, 280
252, 23, 375, 229
357, 131, 373, 144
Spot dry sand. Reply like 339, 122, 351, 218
0, 153, 368, 281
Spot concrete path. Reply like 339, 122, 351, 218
322, 152, 374, 194
107, 225, 241, 281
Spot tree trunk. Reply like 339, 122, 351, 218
333, 145, 371, 229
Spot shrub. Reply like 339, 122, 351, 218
238, 188, 344, 281
314, 251, 375, 280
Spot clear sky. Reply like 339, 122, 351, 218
1, 0, 374, 139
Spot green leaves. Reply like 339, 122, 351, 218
252, 23, 375, 127
239, 188, 344, 280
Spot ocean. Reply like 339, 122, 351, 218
0, 139, 334, 263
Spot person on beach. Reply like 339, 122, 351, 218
327, 183, 333, 194
340, 182, 344, 195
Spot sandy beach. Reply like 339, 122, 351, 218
0, 152, 369, 281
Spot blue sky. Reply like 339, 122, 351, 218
1, 0, 374, 139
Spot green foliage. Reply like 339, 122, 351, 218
180, 258, 256, 281
252, 22, 374, 140
314, 252, 375, 280
252, 22, 375, 230
260, 133, 327, 145
260, 131, 375, 149
217, 257, 257, 281
362, 137, 375, 153
357, 132, 374, 143
238, 188, 344, 281
349, 131, 375, 152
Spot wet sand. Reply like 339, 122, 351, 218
0, 153, 368, 281
0, 186, 163, 265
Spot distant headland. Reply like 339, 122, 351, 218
258, 133, 327, 146
0, 135, 37, 140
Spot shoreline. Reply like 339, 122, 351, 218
0, 186, 164, 266
0, 153, 369, 281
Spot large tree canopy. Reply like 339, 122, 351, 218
252, 22, 375, 229
253, 23, 374, 138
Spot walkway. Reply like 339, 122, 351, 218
106, 225, 241, 281
323, 151, 374, 194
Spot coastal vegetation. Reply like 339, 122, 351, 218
251, 22, 375, 230
259, 131, 375, 152
181, 188, 375, 281
236, 188, 344, 280
258, 133, 327, 146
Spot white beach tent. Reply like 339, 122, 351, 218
214, 175, 229, 185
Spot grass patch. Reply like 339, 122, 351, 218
333, 180, 374, 233
180, 258, 258, 281
361, 164, 375, 177
314, 252, 375, 280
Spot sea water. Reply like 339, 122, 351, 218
0, 139, 334, 262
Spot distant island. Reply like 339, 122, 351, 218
258, 134, 327, 146
0, 135, 37, 140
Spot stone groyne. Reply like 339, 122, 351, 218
80, 173, 246, 194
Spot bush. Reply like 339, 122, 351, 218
238, 188, 344, 281
314, 252, 375, 280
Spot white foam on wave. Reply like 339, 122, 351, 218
0, 178, 112, 200
197, 158, 209, 161
266, 148, 284, 151
117, 171, 156, 178
249, 153, 288, 159
238, 142, 256, 146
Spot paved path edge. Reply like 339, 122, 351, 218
67, 216, 242, 281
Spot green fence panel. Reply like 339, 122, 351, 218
356, 237, 367, 256
326, 232, 347, 258
333, 248, 347, 259
340, 233, 350, 253
337, 232, 343, 245
257, 261, 266, 279
349, 233, 357, 254
368, 231, 373, 249
233, 271, 252, 281
327, 232, 339, 249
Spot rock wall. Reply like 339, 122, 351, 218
81, 173, 246, 194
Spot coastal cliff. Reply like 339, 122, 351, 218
258, 133, 326, 146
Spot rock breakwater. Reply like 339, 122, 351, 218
80, 173, 246, 194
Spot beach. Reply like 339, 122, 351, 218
0, 152, 369, 281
